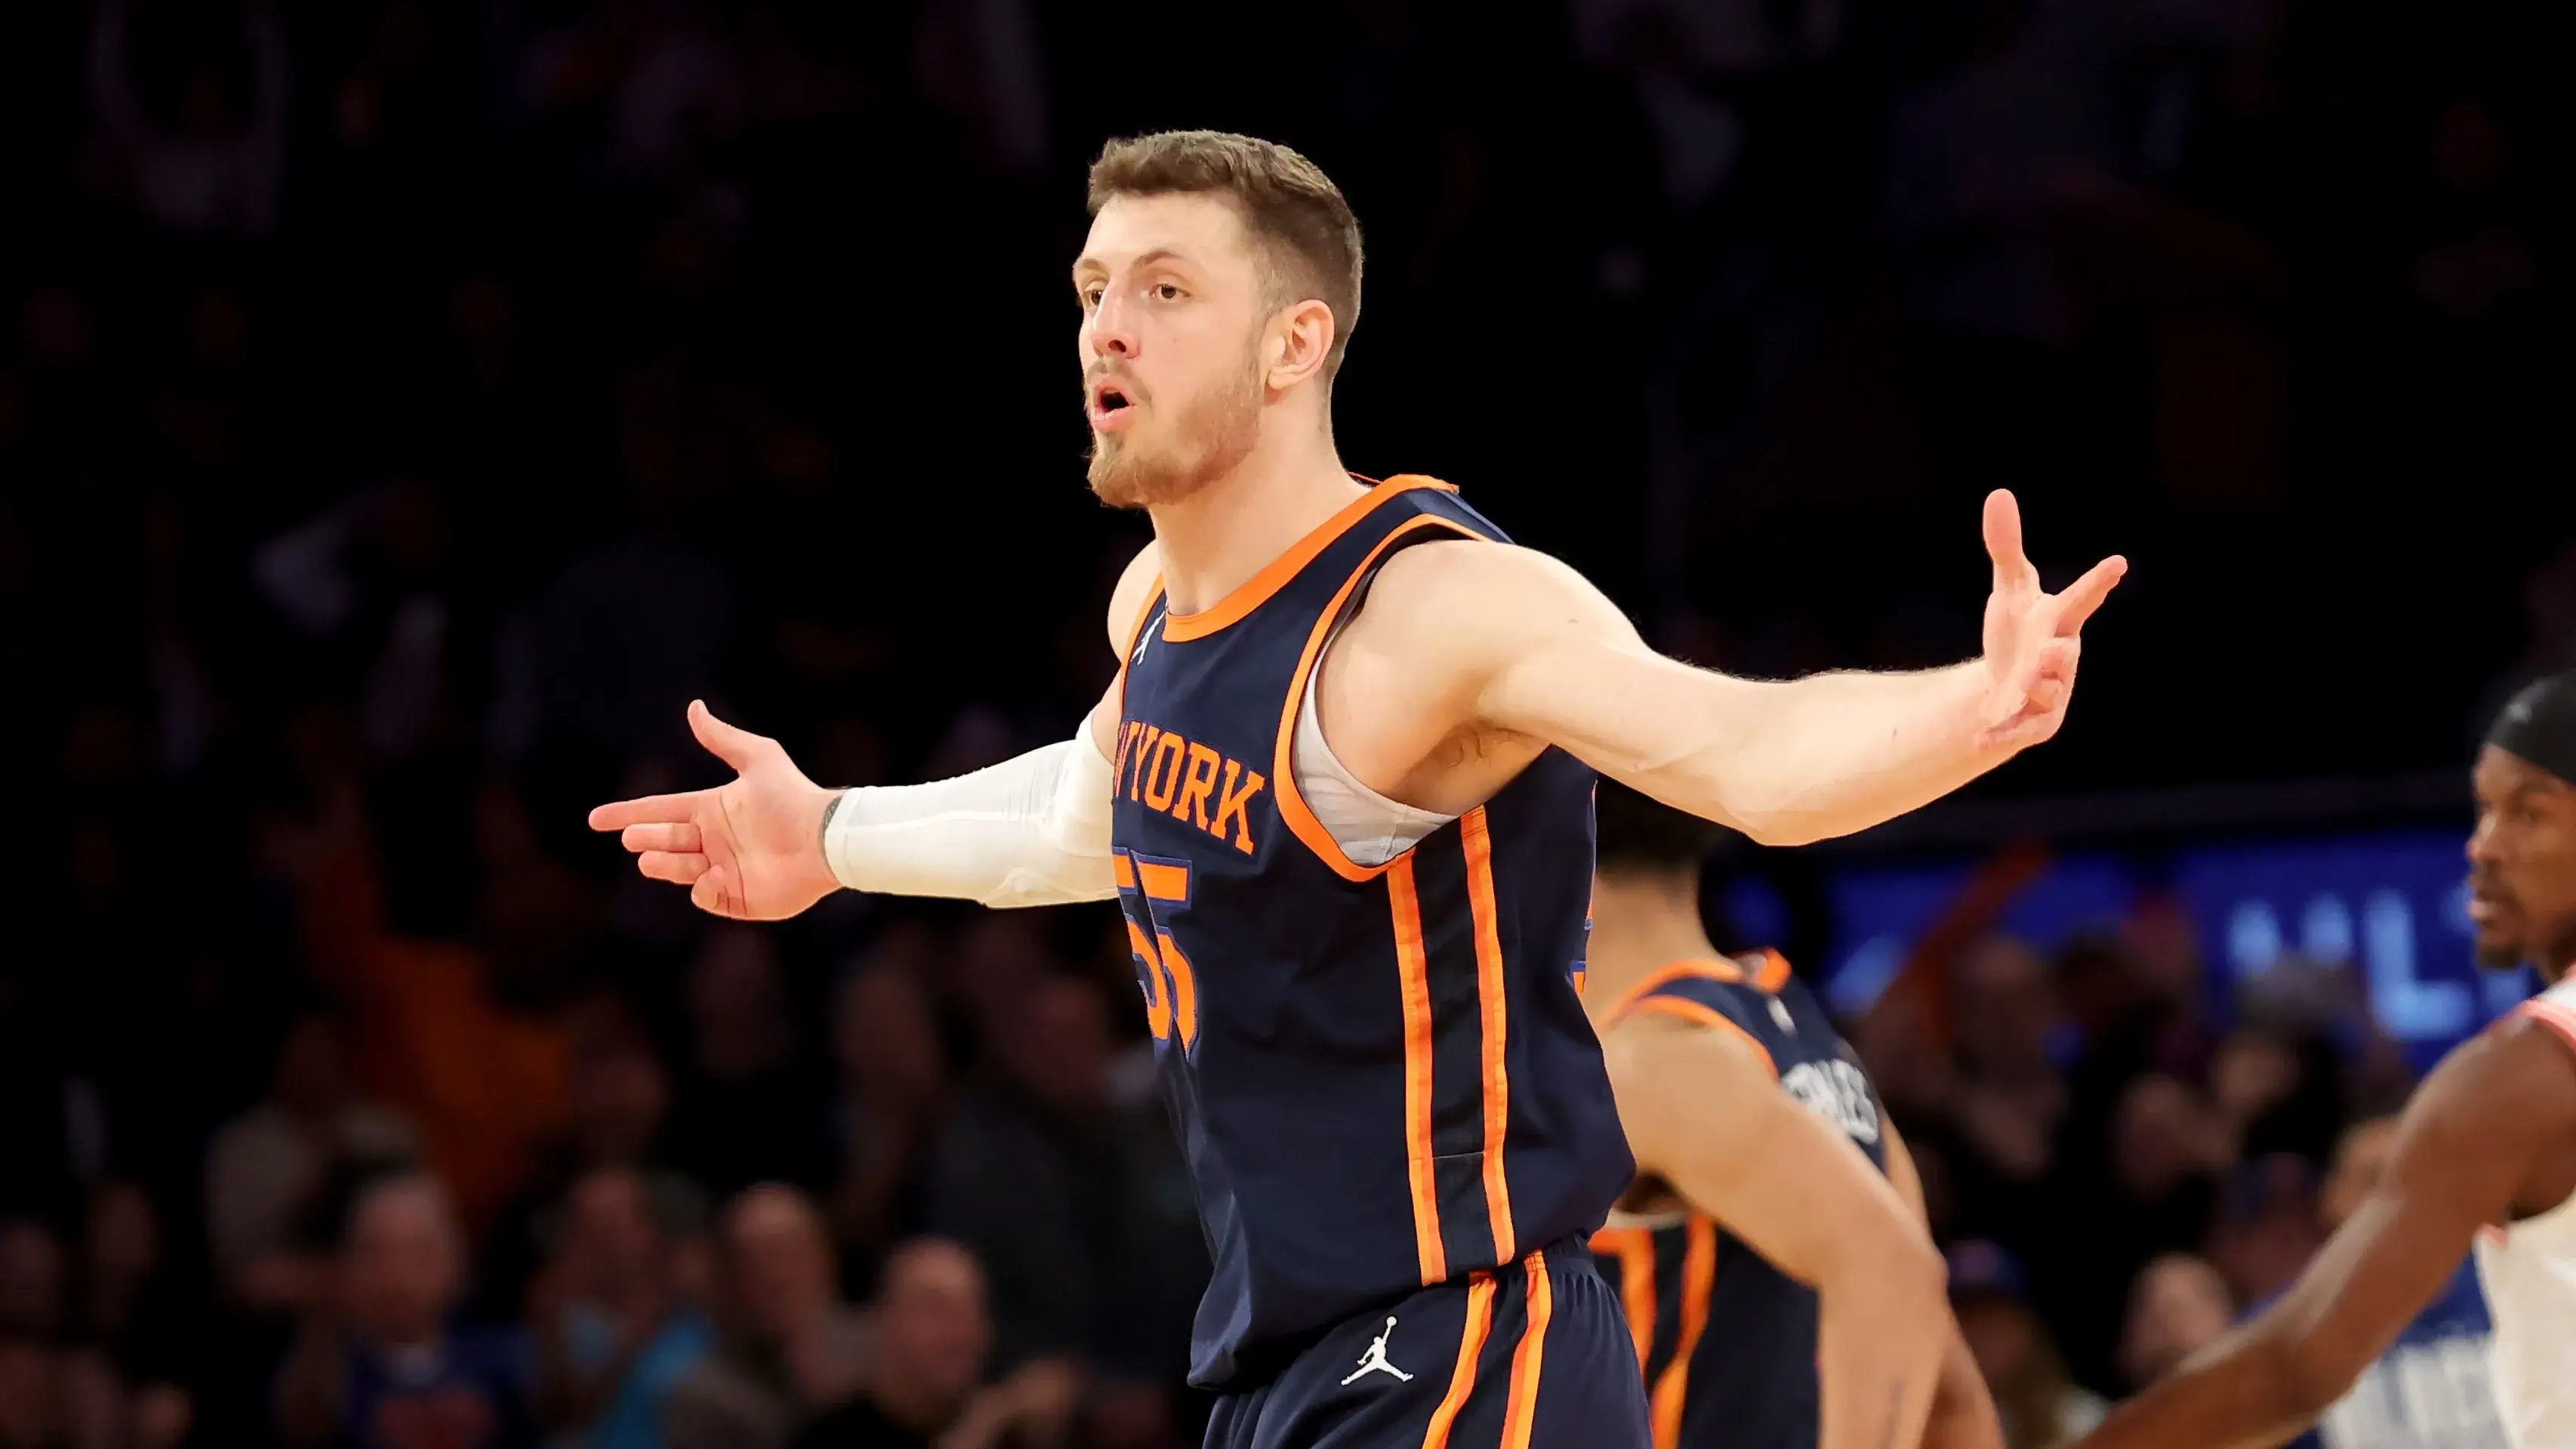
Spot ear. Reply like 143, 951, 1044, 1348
1265, 298, 1337, 393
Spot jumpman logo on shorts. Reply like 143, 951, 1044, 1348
1341, 1317, 1416, 1386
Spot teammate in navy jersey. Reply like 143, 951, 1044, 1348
1582, 781, 2003, 1449
592, 129, 2123, 1448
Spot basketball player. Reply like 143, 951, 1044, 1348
1583, 779, 2004, 1449
591, 131, 2124, 1447
2066, 668, 2576, 1449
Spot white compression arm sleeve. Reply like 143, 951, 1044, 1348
819, 731, 1118, 908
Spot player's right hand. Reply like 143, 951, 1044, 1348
587, 699, 842, 920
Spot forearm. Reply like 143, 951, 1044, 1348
1920, 1325, 2006, 1449
2080, 1327, 2331, 1449
1816, 1260, 1948, 1449
821, 733, 1117, 908
1676, 662, 1998, 846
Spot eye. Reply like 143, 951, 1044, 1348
1080, 285, 1104, 309
1154, 283, 1184, 301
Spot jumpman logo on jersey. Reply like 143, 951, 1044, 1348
1770, 996, 1795, 1031
1340, 1317, 1416, 1386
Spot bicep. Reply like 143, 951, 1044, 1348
1425, 545, 1764, 828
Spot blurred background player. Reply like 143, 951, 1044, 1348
1583, 778, 2005, 1449
2069, 669, 2576, 1449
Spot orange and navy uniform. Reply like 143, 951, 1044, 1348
1589, 954, 1890, 1449
1114, 477, 1644, 1444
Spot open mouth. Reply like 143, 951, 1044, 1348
1089, 379, 1139, 430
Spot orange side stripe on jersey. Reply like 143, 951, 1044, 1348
1598, 958, 1748, 1028
1163, 476, 1455, 643
1590, 1226, 1657, 1378
1500, 1250, 1555, 1449
1113, 854, 1138, 890
1271, 513, 1476, 883
1391, 856, 1447, 1284
1462, 806, 1518, 1262
1136, 860, 1189, 902
1421, 1271, 1498, 1449
1754, 948, 1792, 993
1629, 998, 1780, 1080
2520, 999, 2576, 1057
1649, 1219, 1720, 1449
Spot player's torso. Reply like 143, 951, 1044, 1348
2475, 976, 2576, 1449
1589, 955, 1885, 1449
1112, 476, 1632, 1391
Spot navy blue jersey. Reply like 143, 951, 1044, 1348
1111, 476, 1633, 1392
1588, 954, 1887, 1449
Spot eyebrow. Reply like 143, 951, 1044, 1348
1071, 247, 1188, 282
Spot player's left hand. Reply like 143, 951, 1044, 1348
1977, 489, 2126, 753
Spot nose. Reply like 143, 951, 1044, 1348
2467, 817, 2500, 865
1088, 288, 1139, 362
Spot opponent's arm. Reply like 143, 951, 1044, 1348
1442, 491, 2121, 846
1609, 1015, 1949, 1449
1883, 1121, 2006, 1449
589, 546, 1159, 920
2069, 1020, 2576, 1449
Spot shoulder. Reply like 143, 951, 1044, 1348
1103, 541, 1163, 655
1350, 537, 1644, 670
1606, 985, 1779, 1088
2395, 1015, 2576, 1166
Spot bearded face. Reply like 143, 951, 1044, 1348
1085, 338, 1266, 510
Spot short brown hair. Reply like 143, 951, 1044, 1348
1087, 131, 1364, 378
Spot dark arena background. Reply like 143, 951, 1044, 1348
0, 2, 2565, 1447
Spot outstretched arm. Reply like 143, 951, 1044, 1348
1883, 1122, 2007, 1449
1610, 1016, 1950, 1449
2068, 1019, 2576, 1449
589, 546, 1159, 919
1450, 491, 2122, 846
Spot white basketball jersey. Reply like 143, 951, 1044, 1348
2473, 976, 2576, 1449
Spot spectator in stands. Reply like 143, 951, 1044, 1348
0, 1336, 66, 1449
664, 1185, 868, 1449
790, 1238, 1077, 1449
2208, 1152, 2325, 1308
64, 1182, 193, 1449
2117, 1254, 2233, 1390
1949, 1240, 2108, 1449
824, 945, 951, 1293
205, 1011, 421, 1314
926, 973, 1198, 1389
273, 1173, 532, 1449
664, 929, 831, 1199
482, 1002, 679, 1315
0, 1223, 63, 1341
529, 1166, 712, 1449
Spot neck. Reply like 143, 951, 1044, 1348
1147, 419, 1359, 615
1582, 871, 1721, 1024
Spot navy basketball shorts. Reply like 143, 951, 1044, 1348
1206, 1238, 1650, 1449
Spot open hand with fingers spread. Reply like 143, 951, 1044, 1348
1975, 489, 2127, 754
587, 700, 842, 920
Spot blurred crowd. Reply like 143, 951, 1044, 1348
0, 0, 2562, 1446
